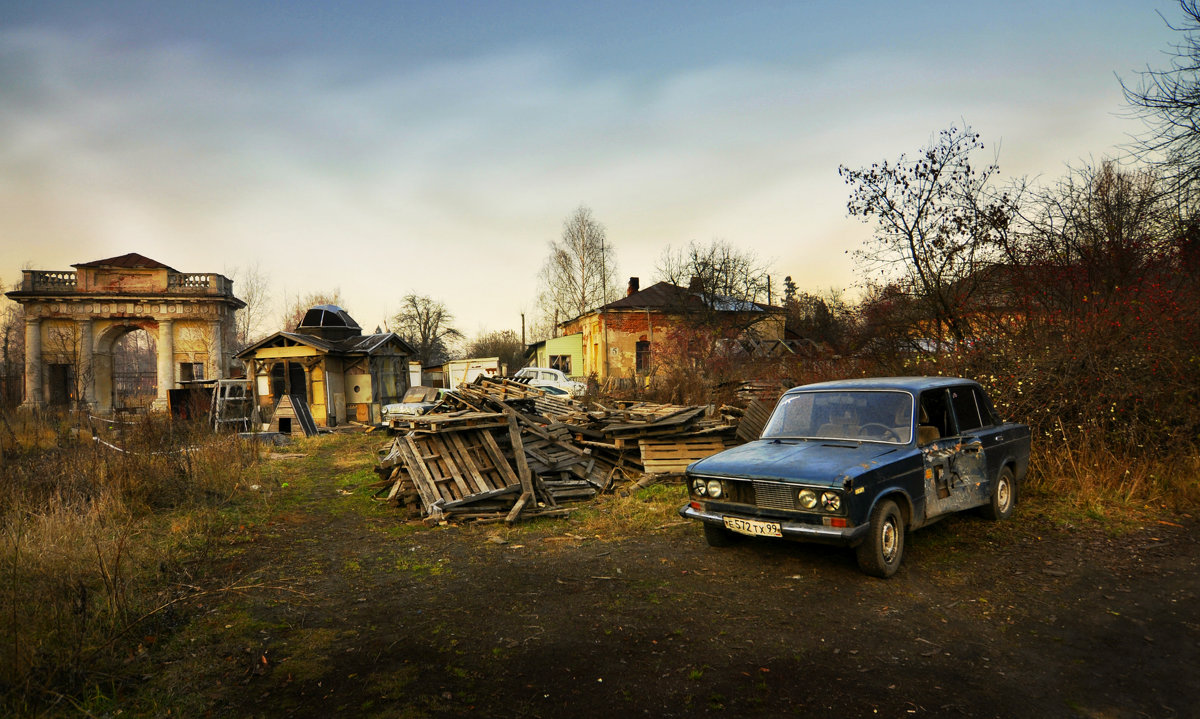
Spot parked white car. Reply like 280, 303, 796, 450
512, 367, 587, 397
381, 386, 450, 423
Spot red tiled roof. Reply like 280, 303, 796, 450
72, 253, 177, 272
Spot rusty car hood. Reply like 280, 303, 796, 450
686, 438, 904, 485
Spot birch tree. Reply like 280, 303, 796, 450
537, 205, 619, 327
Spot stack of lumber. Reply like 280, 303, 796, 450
372, 376, 756, 524
735, 396, 778, 444
560, 401, 738, 476
733, 379, 790, 403
373, 400, 609, 524
456, 376, 578, 418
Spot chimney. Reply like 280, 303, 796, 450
688, 275, 704, 292
627, 277, 640, 296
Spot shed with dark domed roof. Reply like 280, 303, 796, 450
236, 305, 414, 426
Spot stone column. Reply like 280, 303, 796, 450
21, 317, 42, 409
209, 319, 225, 379
152, 319, 174, 412
76, 318, 97, 409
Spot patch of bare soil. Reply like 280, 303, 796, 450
131, 485, 1200, 719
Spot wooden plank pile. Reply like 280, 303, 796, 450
372, 376, 745, 524
373, 392, 610, 524
735, 396, 778, 444
565, 401, 738, 477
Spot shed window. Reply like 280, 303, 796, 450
549, 355, 571, 374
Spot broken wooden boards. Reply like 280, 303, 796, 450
373, 376, 751, 524
734, 396, 777, 444
374, 408, 603, 525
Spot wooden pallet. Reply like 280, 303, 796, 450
736, 397, 777, 443
390, 411, 510, 433
638, 437, 729, 474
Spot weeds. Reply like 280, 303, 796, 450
1025, 422, 1200, 514
565, 482, 684, 538
0, 408, 261, 715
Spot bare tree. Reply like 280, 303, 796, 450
537, 205, 620, 327
41, 322, 92, 409
838, 124, 1017, 346
279, 289, 345, 332
392, 294, 462, 367
1006, 161, 1176, 314
656, 239, 773, 331
464, 329, 525, 372
0, 278, 23, 407
226, 262, 272, 350
783, 281, 853, 353
1122, 1, 1200, 199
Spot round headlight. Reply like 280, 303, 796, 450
691, 479, 708, 496
706, 479, 724, 499
798, 489, 818, 509
820, 491, 841, 512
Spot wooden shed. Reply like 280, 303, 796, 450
236, 305, 415, 426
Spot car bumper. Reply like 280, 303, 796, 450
679, 503, 870, 546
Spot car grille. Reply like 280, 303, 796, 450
753, 481, 796, 511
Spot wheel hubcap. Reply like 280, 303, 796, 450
881, 519, 898, 562
998, 479, 1010, 511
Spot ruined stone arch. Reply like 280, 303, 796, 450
92, 319, 158, 411
5, 254, 245, 412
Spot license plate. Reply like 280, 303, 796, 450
723, 516, 782, 537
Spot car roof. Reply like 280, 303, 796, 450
783, 376, 981, 395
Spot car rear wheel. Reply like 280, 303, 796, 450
981, 466, 1016, 520
856, 499, 904, 578
703, 522, 739, 547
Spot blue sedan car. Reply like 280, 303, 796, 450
680, 377, 1031, 577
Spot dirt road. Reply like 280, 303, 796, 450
130, 459, 1200, 718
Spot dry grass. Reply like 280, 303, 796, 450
0, 409, 262, 715
1, 398, 1195, 714
562, 481, 686, 538
1025, 423, 1200, 521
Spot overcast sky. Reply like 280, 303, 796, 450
0, 0, 1182, 338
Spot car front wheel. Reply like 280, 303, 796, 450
856, 499, 905, 578
703, 522, 739, 547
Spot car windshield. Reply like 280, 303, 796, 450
761, 390, 913, 444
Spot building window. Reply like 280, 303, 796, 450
179, 362, 205, 382
635, 341, 651, 373
549, 355, 571, 374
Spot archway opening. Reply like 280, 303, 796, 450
112, 328, 157, 410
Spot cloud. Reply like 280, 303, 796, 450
0, 9, 1168, 332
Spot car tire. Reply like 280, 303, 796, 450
856, 499, 905, 578
981, 466, 1016, 521
703, 522, 738, 547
